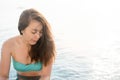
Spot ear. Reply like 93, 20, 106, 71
21, 30, 24, 34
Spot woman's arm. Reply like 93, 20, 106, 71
40, 59, 54, 80
0, 41, 12, 80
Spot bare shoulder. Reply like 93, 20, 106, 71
1, 35, 20, 53
2, 36, 18, 46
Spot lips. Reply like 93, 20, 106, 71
32, 40, 37, 42
32, 39, 39, 43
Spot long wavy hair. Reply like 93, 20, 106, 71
18, 8, 56, 66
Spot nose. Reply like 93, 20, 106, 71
34, 32, 41, 40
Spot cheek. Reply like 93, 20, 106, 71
40, 33, 43, 37
39, 34, 42, 38
39, 34, 43, 39
23, 33, 32, 40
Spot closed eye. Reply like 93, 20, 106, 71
31, 31, 37, 34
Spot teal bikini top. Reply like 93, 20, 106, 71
13, 58, 42, 72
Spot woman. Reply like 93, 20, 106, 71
0, 8, 56, 80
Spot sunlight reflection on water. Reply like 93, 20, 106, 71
1, 0, 120, 80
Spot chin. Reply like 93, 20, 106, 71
32, 43, 37, 45
30, 42, 37, 45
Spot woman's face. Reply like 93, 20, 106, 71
22, 20, 43, 45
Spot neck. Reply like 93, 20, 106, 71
20, 35, 31, 50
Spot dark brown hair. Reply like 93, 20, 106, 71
18, 8, 55, 66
